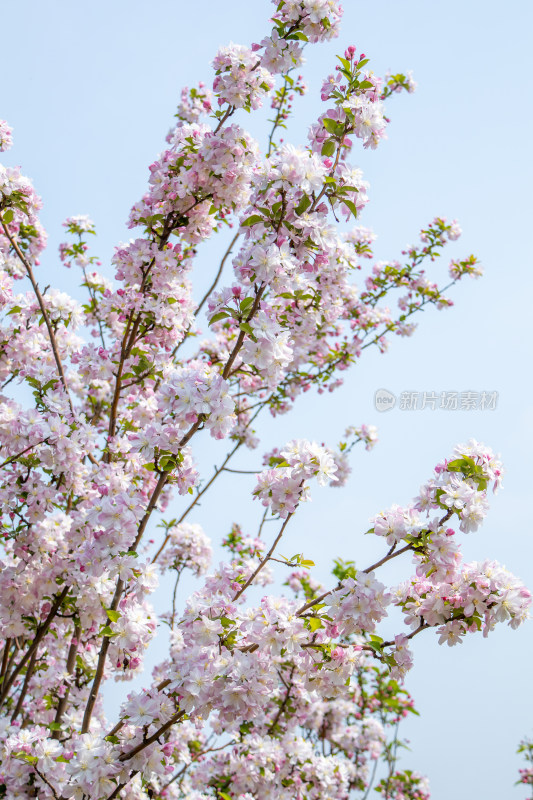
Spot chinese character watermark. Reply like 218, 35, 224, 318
374, 389, 498, 412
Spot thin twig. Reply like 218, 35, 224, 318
196, 231, 239, 318
151, 439, 242, 564
1, 219, 74, 413
52, 623, 81, 739
0, 638, 11, 681
363, 543, 412, 574
118, 709, 185, 761
0, 439, 46, 470
233, 512, 294, 602
10, 647, 38, 722
222, 283, 265, 380
0, 587, 69, 706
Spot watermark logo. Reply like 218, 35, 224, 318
374, 388, 397, 412
374, 390, 498, 412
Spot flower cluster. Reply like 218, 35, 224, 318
157, 522, 212, 575
130, 122, 260, 245
272, 0, 343, 44
173, 82, 214, 125
213, 44, 275, 111
254, 438, 337, 516
0, 162, 47, 272
0, 119, 13, 152
375, 770, 431, 800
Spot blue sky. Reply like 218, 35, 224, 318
2, 1, 533, 798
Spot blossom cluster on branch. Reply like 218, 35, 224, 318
0, 1, 529, 799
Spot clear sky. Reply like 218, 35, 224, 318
2, 1, 533, 798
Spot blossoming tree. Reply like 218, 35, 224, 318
0, 2, 530, 799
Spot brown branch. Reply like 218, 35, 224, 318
104, 774, 138, 800
10, 647, 38, 722
0, 587, 69, 707
160, 740, 235, 791
268, 666, 295, 735
296, 584, 340, 617
106, 311, 139, 452
233, 512, 294, 602
222, 283, 265, 380
381, 621, 431, 648
296, 541, 417, 617
104, 678, 172, 740
51, 623, 81, 739
80, 583, 121, 733
1, 640, 20, 688
118, 709, 185, 761
0, 439, 46, 470
34, 766, 60, 799
81, 471, 169, 733
213, 105, 235, 134
1, 219, 74, 413
0, 638, 11, 681
363, 543, 412, 574
151, 439, 242, 563
196, 231, 240, 318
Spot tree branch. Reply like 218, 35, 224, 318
1, 219, 74, 413
0, 587, 69, 707
233, 512, 294, 602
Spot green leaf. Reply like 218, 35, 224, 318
239, 720, 253, 736
2, 208, 14, 224
239, 297, 254, 314
342, 198, 358, 219
295, 194, 312, 216
105, 734, 120, 744
158, 454, 177, 472
336, 56, 352, 71
48, 722, 62, 731
447, 458, 469, 472
241, 214, 264, 227
323, 118, 339, 134
209, 311, 229, 324
14, 752, 38, 765
106, 609, 121, 623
